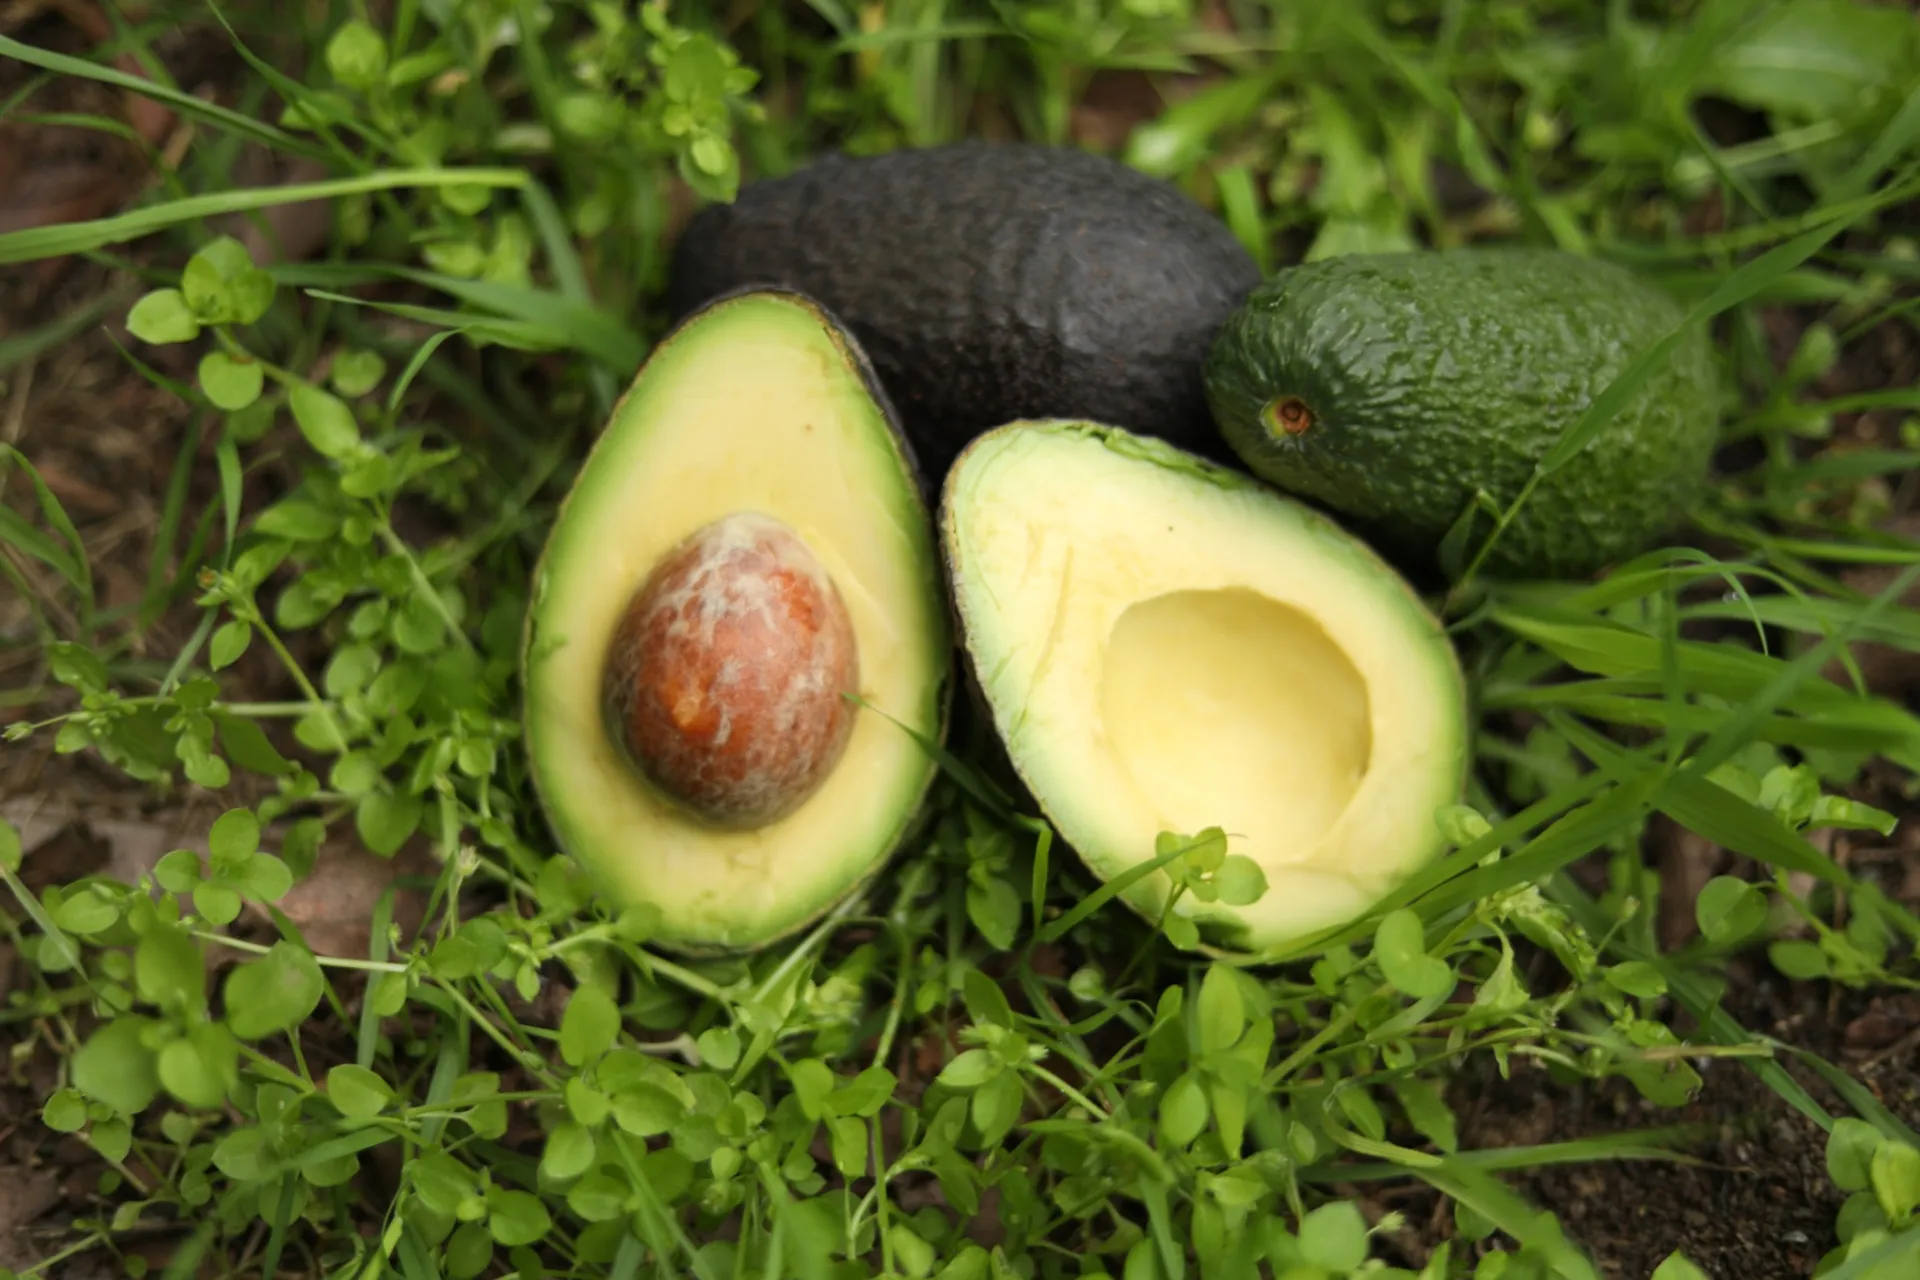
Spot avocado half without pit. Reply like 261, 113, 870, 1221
522, 289, 951, 954
941, 422, 1471, 954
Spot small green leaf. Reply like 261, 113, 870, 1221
966, 876, 1021, 950
158, 1025, 239, 1110
1163, 912, 1201, 951
127, 288, 201, 343
1649, 1252, 1711, 1280
695, 1026, 740, 1072
356, 789, 421, 856
556, 93, 624, 140
42, 1089, 88, 1133
440, 1219, 488, 1278
1388, 1076, 1459, 1154
1871, 1139, 1920, 1223
210, 1125, 271, 1181
828, 1066, 896, 1118
889, 1223, 937, 1279
71, 1017, 160, 1115
1374, 909, 1454, 999
216, 715, 294, 777
567, 1076, 611, 1128
790, 1058, 835, 1119
154, 849, 201, 893
198, 352, 264, 410
1828, 1118, 1883, 1191
223, 942, 325, 1040
255, 500, 342, 543
1211, 855, 1268, 905
1298, 1200, 1369, 1272
208, 808, 260, 863
0, 818, 19, 873
89, 1116, 132, 1163
183, 237, 274, 324
326, 20, 388, 90
1770, 939, 1829, 980
192, 882, 242, 926
391, 592, 447, 653
487, 1188, 551, 1246
609, 1082, 684, 1136
567, 1172, 629, 1222
1809, 794, 1899, 836
541, 1121, 597, 1181
936, 1049, 1000, 1091
410, 1152, 475, 1215
288, 383, 361, 459
828, 1115, 868, 1177
1196, 964, 1245, 1055
560, 984, 621, 1067
135, 922, 205, 1012
689, 134, 730, 176
969, 1068, 1023, 1146
53, 887, 119, 936
326, 1064, 392, 1119
1603, 961, 1668, 999
1696, 876, 1768, 944
208, 620, 251, 670
1157, 1070, 1209, 1148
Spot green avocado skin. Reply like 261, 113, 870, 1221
1202, 248, 1719, 579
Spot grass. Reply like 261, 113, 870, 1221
3, 0, 1920, 1278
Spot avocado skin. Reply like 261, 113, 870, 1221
1202, 248, 1719, 580
666, 142, 1264, 482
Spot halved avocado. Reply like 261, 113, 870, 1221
940, 421, 1470, 954
523, 289, 951, 954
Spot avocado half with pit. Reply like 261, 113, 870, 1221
940, 422, 1470, 954
522, 289, 951, 954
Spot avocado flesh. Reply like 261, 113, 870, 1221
941, 422, 1470, 952
1203, 248, 1719, 580
524, 290, 950, 954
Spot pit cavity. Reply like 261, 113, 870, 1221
1099, 587, 1372, 862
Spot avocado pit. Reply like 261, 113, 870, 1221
601, 511, 860, 829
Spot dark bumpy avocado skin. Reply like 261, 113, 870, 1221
666, 142, 1264, 482
1203, 249, 1719, 580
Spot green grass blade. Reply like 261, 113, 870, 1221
1411, 1162, 1599, 1280
1781, 1047, 1920, 1147
0, 445, 94, 614
1413, 768, 1667, 921
1302, 1128, 1705, 1183
0, 169, 529, 265
0, 34, 323, 158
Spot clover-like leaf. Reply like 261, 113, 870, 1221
127, 288, 202, 343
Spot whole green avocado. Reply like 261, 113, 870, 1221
666, 143, 1263, 483
1202, 248, 1720, 580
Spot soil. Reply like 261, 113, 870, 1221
1443, 972, 1920, 1279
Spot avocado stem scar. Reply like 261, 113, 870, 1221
1265, 396, 1314, 438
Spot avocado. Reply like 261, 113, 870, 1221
523, 289, 952, 954
939, 421, 1470, 954
1202, 248, 1719, 580
666, 142, 1264, 482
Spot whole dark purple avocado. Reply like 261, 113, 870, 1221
664, 142, 1264, 483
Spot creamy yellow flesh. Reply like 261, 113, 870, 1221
524, 295, 946, 951
943, 424, 1466, 951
